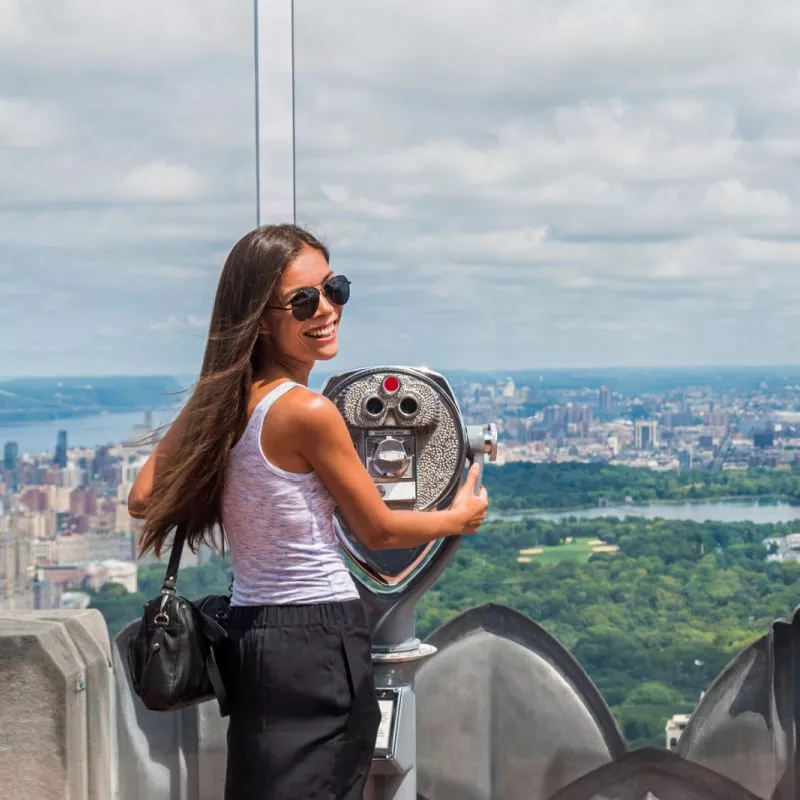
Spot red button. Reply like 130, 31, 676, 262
383, 376, 400, 393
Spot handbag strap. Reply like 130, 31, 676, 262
161, 524, 188, 594
207, 647, 229, 717
158, 523, 234, 600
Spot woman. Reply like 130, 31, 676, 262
128, 223, 489, 799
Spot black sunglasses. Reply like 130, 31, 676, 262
265, 274, 351, 321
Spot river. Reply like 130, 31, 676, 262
0, 408, 182, 456
1, 375, 336, 457
490, 501, 800, 525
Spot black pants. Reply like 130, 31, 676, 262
222, 600, 381, 799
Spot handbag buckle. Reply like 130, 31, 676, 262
154, 590, 173, 625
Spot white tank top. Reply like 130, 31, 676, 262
221, 380, 359, 606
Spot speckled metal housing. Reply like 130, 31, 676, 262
330, 369, 465, 511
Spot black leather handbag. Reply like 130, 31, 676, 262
126, 523, 232, 716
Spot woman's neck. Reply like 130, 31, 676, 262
255, 360, 312, 387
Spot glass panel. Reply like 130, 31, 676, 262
256, 0, 295, 223
293, 0, 800, 786
0, 1, 257, 609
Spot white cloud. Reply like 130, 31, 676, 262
0, 98, 64, 148
320, 184, 406, 219
123, 161, 203, 201
703, 180, 790, 218
3, 0, 800, 374
0, 0, 248, 71
149, 314, 208, 333
285, 0, 800, 369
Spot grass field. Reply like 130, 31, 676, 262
517, 537, 619, 565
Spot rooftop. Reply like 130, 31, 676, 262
0, 601, 795, 799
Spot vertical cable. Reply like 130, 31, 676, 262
253, 0, 261, 227
290, 0, 297, 224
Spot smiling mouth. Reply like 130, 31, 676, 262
305, 321, 337, 339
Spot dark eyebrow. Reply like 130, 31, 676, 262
282, 271, 335, 303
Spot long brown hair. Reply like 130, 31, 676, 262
137, 223, 329, 559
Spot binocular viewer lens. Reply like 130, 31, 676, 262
365, 396, 385, 416
362, 394, 420, 419
398, 396, 419, 417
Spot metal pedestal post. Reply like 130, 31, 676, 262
365, 608, 436, 800
319, 369, 498, 800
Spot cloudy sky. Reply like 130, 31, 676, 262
2, 0, 800, 377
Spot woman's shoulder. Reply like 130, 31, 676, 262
272, 384, 340, 427
259, 383, 342, 440
254, 383, 346, 471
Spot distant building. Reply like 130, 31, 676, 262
598, 385, 613, 413
634, 420, 658, 450
0, 531, 32, 611
33, 558, 138, 608
69, 489, 97, 517
678, 450, 693, 472
56, 533, 89, 564
53, 430, 68, 468
59, 591, 92, 610
763, 534, 800, 563
703, 411, 729, 428
92, 445, 111, 480
3, 441, 19, 491
83, 559, 137, 594
33, 564, 86, 610
3, 441, 18, 471
668, 411, 695, 427
753, 428, 775, 449
665, 713, 691, 751
21, 487, 49, 512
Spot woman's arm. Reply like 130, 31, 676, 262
127, 408, 190, 518
290, 392, 488, 550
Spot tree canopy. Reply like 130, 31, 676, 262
482, 462, 800, 510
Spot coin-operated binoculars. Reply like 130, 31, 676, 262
322, 366, 497, 800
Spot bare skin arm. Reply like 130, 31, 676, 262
127, 387, 489, 549
287, 391, 488, 550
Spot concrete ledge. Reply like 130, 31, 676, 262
113, 620, 230, 800
0, 609, 112, 800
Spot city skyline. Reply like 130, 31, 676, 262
3, 1, 800, 376
5, 362, 800, 381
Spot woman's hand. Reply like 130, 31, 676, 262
447, 463, 489, 534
